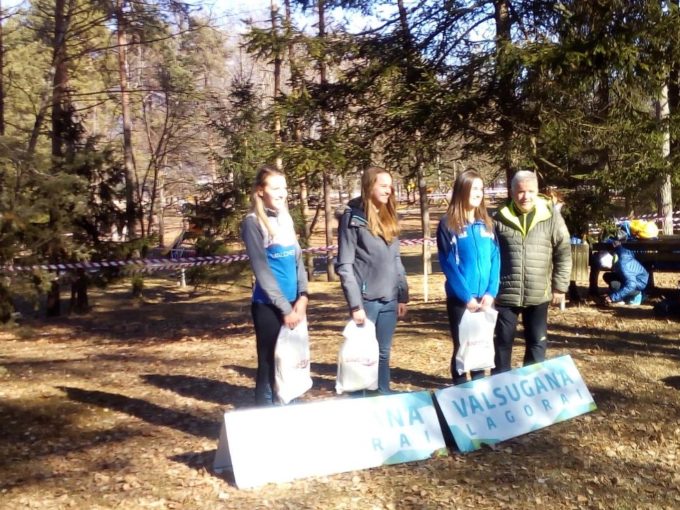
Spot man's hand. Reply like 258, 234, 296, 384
398, 303, 407, 318
551, 292, 565, 307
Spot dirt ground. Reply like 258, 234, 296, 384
1, 208, 680, 509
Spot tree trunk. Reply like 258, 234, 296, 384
318, 0, 336, 281
323, 169, 336, 280
285, 0, 314, 278
0, 281, 13, 323
656, 83, 673, 235
0, 0, 5, 136
416, 140, 431, 276
158, 179, 166, 247
46, 0, 74, 318
69, 269, 89, 314
271, 0, 282, 170
494, 0, 515, 188
666, 36, 679, 235
51, 0, 71, 159
397, 1, 432, 277
46, 280, 61, 317
116, 0, 137, 240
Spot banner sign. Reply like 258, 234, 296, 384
213, 391, 446, 488
433, 355, 596, 453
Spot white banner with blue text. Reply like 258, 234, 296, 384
214, 390, 447, 488
433, 355, 597, 453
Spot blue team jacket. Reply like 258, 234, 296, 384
436, 216, 500, 304
609, 246, 649, 302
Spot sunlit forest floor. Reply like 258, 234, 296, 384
1, 208, 679, 509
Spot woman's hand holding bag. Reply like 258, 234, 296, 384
455, 308, 497, 376
274, 318, 312, 404
336, 319, 379, 394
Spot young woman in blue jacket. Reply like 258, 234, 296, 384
436, 170, 500, 384
241, 165, 309, 405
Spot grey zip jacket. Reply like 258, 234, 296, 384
335, 197, 409, 311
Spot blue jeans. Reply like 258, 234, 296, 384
362, 299, 398, 393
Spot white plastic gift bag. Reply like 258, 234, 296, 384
455, 308, 498, 375
274, 318, 312, 404
336, 319, 379, 394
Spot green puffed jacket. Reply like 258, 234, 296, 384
494, 197, 572, 307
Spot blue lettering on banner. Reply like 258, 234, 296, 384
493, 387, 508, 406
370, 404, 434, 453
409, 407, 424, 425
545, 372, 560, 389
387, 408, 403, 428
535, 377, 548, 394
434, 355, 597, 453
450, 371, 580, 419
520, 379, 534, 397
481, 392, 496, 410
384, 406, 424, 428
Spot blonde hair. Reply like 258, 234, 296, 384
249, 165, 286, 239
361, 166, 400, 243
445, 169, 493, 234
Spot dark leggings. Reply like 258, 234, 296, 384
493, 302, 549, 374
251, 302, 284, 405
446, 298, 486, 385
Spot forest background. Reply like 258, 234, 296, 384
1, 2, 679, 507
1, 0, 680, 319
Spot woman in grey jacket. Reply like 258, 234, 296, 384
336, 166, 409, 394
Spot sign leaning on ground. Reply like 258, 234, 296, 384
213, 390, 446, 488
433, 355, 597, 453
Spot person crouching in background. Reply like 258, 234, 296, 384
599, 241, 649, 306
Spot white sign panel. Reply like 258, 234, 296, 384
433, 355, 596, 452
214, 391, 446, 488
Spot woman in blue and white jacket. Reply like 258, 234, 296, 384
241, 165, 308, 405
436, 170, 500, 385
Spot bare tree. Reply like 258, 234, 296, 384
317, 0, 336, 281
115, 0, 138, 240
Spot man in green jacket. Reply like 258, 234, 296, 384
492, 171, 572, 373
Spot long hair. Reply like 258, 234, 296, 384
445, 169, 493, 234
249, 165, 286, 239
361, 166, 400, 243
